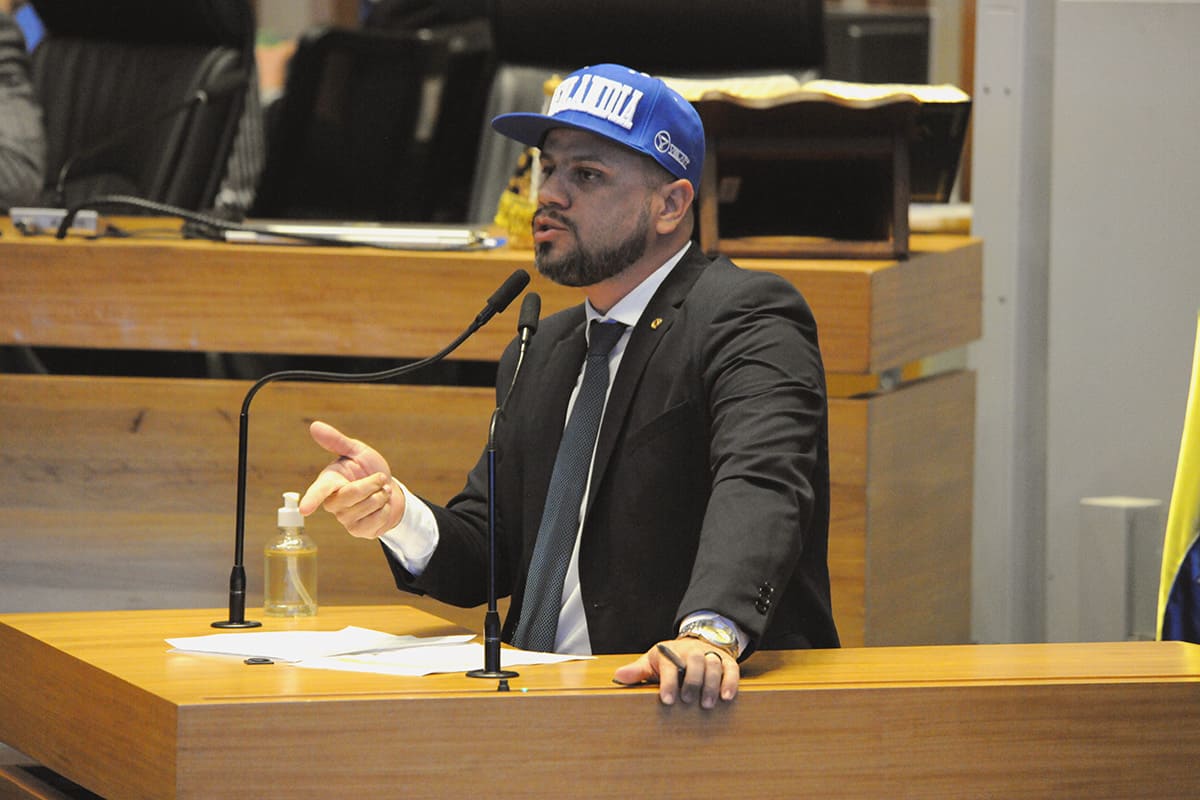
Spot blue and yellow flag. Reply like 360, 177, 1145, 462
1158, 312, 1200, 642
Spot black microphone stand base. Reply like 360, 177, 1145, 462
213, 568, 261, 628
466, 667, 518, 679
467, 609, 517, 681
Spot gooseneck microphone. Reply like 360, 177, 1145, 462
54, 71, 247, 207
517, 291, 543, 340
468, 291, 541, 681
212, 269, 531, 628
505, 291, 541, 402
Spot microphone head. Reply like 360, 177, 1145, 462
518, 292, 541, 335
487, 269, 531, 315
473, 269, 530, 329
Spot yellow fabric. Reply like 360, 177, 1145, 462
1156, 311, 1200, 638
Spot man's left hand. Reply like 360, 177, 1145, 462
612, 637, 739, 708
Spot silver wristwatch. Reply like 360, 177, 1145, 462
678, 618, 739, 658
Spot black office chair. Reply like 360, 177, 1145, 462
249, 23, 493, 223
28, 0, 256, 211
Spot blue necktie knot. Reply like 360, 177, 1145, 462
587, 319, 626, 358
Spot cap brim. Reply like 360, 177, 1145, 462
491, 111, 617, 150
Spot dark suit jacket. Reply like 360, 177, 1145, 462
386, 244, 839, 655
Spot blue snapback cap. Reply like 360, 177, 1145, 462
492, 63, 705, 193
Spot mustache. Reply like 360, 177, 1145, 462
534, 208, 576, 233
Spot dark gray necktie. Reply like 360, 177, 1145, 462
512, 319, 626, 652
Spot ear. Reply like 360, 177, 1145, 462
654, 178, 695, 236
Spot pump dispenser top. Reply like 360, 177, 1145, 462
278, 491, 303, 528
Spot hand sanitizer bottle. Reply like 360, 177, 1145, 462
264, 492, 317, 617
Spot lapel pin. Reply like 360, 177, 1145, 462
650, 317, 663, 330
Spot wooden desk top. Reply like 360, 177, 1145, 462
0, 219, 981, 374
3, 605, 1198, 701
2, 606, 1198, 798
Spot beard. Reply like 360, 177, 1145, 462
533, 205, 651, 287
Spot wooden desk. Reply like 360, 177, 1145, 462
1, 606, 1198, 799
0, 223, 979, 374
0, 224, 982, 646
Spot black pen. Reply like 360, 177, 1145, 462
656, 643, 686, 682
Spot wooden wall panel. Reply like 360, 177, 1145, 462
1, 371, 973, 647
865, 370, 975, 645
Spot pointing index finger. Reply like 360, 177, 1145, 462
298, 470, 346, 515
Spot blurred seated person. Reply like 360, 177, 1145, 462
0, 0, 44, 211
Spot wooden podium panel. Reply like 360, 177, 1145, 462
0, 376, 497, 633
1, 607, 1199, 799
0, 368, 973, 648
828, 369, 975, 646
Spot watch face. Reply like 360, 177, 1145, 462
687, 621, 735, 645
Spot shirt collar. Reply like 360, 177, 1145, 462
584, 242, 691, 328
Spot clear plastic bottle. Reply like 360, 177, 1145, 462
263, 492, 317, 617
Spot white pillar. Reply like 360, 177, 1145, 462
969, 0, 1055, 643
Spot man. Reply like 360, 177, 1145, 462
300, 64, 838, 708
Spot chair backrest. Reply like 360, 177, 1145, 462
28, 0, 254, 211
250, 24, 493, 223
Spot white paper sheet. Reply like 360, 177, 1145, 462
165, 626, 593, 676
166, 626, 473, 662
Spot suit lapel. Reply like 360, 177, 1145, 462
585, 247, 709, 516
